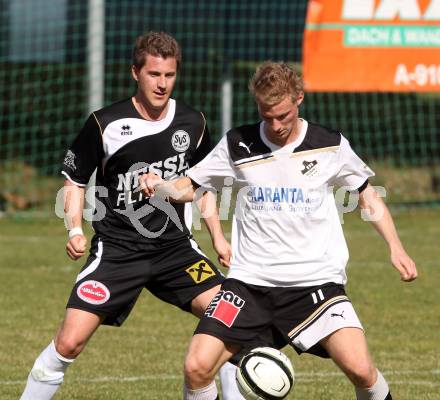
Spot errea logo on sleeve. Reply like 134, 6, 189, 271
121, 125, 133, 135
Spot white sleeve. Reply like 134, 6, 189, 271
330, 135, 375, 190
187, 136, 236, 191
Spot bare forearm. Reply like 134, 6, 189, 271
359, 186, 403, 249
197, 191, 224, 241
359, 184, 417, 281
64, 180, 85, 230
196, 190, 232, 268
64, 180, 88, 260
155, 177, 196, 203
360, 187, 401, 248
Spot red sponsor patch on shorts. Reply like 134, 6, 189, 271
77, 280, 110, 305
211, 299, 241, 327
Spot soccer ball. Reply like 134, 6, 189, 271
236, 347, 294, 400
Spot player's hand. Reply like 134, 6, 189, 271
213, 235, 232, 268
390, 246, 418, 282
139, 173, 164, 197
66, 235, 87, 260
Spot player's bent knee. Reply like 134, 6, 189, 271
184, 355, 216, 385
347, 362, 377, 388
54, 337, 84, 359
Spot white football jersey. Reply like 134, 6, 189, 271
188, 119, 374, 287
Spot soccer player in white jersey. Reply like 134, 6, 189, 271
20, 32, 242, 400
140, 62, 418, 400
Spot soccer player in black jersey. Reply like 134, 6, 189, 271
140, 62, 418, 400
20, 32, 241, 399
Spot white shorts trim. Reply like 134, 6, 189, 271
76, 240, 103, 283
291, 301, 363, 352
189, 237, 208, 258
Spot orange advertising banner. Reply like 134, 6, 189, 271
302, 0, 440, 92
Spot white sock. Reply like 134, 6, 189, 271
355, 369, 390, 400
219, 361, 246, 400
20, 341, 74, 400
184, 380, 218, 400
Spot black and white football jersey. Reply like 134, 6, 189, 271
61, 98, 211, 247
188, 119, 375, 287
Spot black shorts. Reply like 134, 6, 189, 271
195, 279, 363, 359
67, 235, 224, 326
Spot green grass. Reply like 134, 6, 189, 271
1, 209, 439, 399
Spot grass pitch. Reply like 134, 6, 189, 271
0, 208, 439, 399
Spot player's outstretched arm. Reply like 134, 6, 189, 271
140, 173, 231, 266
358, 184, 418, 282
64, 179, 87, 260
139, 173, 196, 203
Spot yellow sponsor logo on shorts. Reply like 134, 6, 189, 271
186, 260, 215, 284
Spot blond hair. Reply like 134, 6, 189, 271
249, 61, 303, 105
132, 31, 181, 70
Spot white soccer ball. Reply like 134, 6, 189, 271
236, 347, 294, 400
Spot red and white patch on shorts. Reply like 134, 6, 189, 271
212, 299, 242, 327
205, 290, 245, 327
77, 280, 110, 305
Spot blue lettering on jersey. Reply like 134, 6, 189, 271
248, 186, 304, 203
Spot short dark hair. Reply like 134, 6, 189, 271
132, 31, 181, 70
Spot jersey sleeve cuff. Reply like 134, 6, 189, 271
357, 179, 369, 193
61, 171, 87, 187
189, 178, 201, 189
